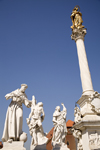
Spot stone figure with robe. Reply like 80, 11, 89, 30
70, 6, 84, 30
26, 95, 48, 150
2, 84, 30, 143
74, 106, 82, 123
52, 103, 67, 147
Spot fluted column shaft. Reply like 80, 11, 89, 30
71, 28, 94, 95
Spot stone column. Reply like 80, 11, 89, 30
71, 28, 94, 95
70, 6, 100, 150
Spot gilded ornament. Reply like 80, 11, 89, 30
71, 6, 84, 30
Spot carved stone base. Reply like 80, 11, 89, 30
30, 133, 48, 150
73, 92, 100, 150
73, 120, 100, 150
53, 144, 70, 150
2, 141, 26, 150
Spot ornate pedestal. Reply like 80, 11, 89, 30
73, 93, 100, 150
2, 141, 26, 150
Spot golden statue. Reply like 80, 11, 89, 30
71, 6, 84, 30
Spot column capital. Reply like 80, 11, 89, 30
71, 28, 87, 42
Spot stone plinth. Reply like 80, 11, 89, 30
73, 120, 100, 150
73, 94, 100, 150
2, 141, 26, 150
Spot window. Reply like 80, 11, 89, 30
67, 141, 69, 145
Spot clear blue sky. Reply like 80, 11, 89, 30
0, 0, 100, 149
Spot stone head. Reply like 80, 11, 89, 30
38, 102, 43, 107
20, 84, 28, 92
55, 106, 60, 112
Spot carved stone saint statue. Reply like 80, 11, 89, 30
52, 103, 69, 150
72, 128, 83, 150
74, 107, 82, 123
26, 95, 48, 150
2, 84, 31, 143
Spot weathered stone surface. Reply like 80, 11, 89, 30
26, 95, 48, 150
52, 103, 69, 150
2, 141, 26, 150
2, 84, 30, 143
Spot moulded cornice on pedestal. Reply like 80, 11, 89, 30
73, 120, 100, 131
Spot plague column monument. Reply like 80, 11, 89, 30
71, 6, 100, 150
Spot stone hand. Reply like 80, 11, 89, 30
5, 94, 10, 100
26, 118, 30, 124
61, 103, 64, 106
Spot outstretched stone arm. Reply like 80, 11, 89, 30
5, 89, 24, 100
61, 103, 67, 119
5, 90, 17, 100
61, 103, 67, 112
20, 93, 31, 108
